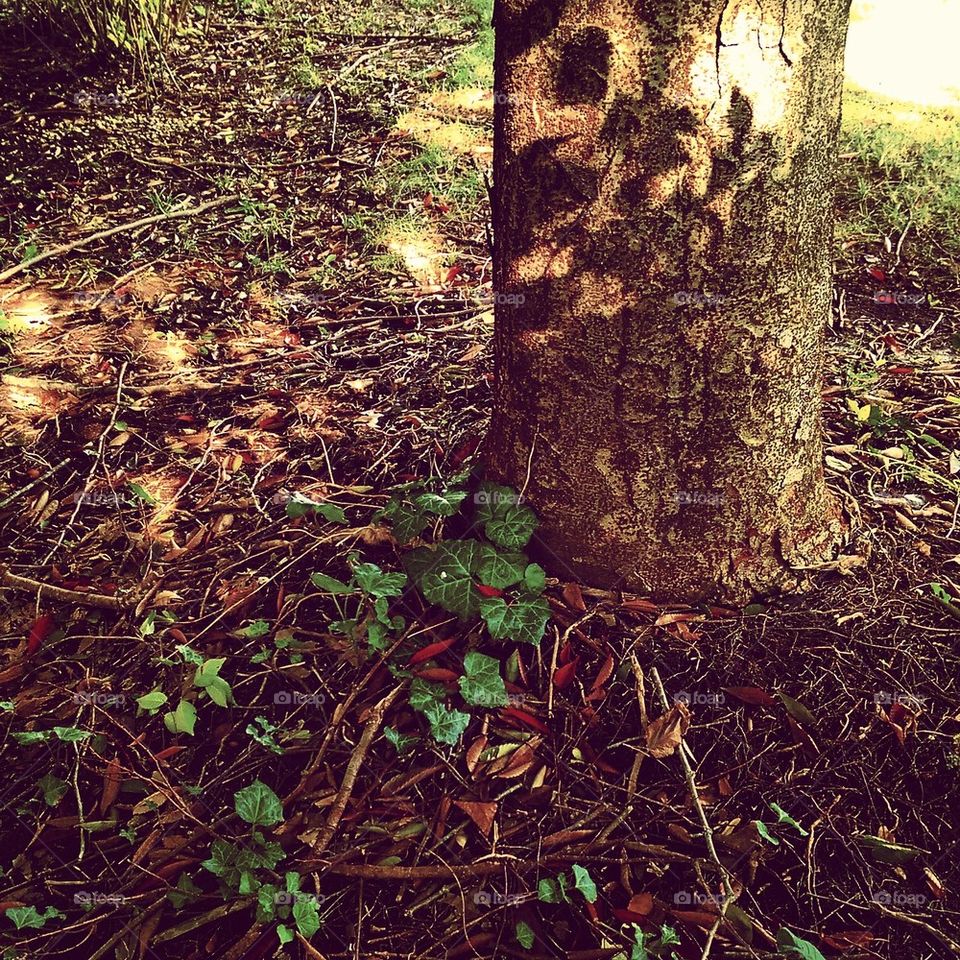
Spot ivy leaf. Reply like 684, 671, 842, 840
53, 726, 92, 742
163, 701, 197, 736
423, 701, 470, 745
352, 562, 407, 598
234, 780, 284, 826
776, 928, 828, 960
37, 773, 69, 807
474, 482, 517, 524
310, 572, 354, 594
415, 491, 468, 517
459, 652, 508, 708
13, 731, 51, 745
5, 905, 63, 930
194, 658, 225, 687
293, 896, 321, 938
485, 503, 538, 549
476, 544, 527, 589
384, 726, 418, 755
237, 620, 271, 639
409, 678, 447, 715
276, 923, 294, 945
405, 541, 484, 618
572, 864, 598, 903
480, 596, 550, 646
537, 878, 560, 903
286, 494, 347, 523
524, 563, 547, 594
515, 920, 535, 949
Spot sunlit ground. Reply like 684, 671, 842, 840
846, 0, 960, 108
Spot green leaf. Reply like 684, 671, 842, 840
572, 864, 598, 903
167, 873, 201, 909
777, 692, 816, 727
384, 726, 418, 755
136, 691, 168, 712
769, 802, 808, 837
409, 678, 446, 715
285, 871, 301, 893
194, 658, 226, 687
1, 700, 15, 711
474, 482, 517, 524
5, 906, 63, 930
480, 595, 550, 646
204, 676, 233, 708
293, 896, 321, 938
755, 820, 780, 846
423, 701, 470, 745
129, 483, 157, 505
776, 928, 827, 960
53, 726, 92, 742
237, 620, 271, 638
459, 652, 508, 707
485, 503, 538, 549
352, 562, 407, 598
311, 572, 354, 594
256, 884, 278, 921
391, 503, 431, 543
476, 544, 526, 589
13, 731, 50, 745
537, 878, 560, 903
163, 701, 197, 736
37, 774, 68, 807
285, 494, 346, 523
515, 920, 535, 949
415, 491, 468, 517
523, 563, 547, 594
405, 540, 484, 618
276, 923, 294, 945
234, 780, 283, 826
856, 834, 926, 864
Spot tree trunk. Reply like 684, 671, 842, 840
487, 0, 851, 603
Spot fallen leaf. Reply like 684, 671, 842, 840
645, 702, 691, 757
453, 799, 496, 837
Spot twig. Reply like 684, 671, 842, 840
0, 456, 72, 510
309, 684, 403, 856
0, 195, 239, 284
872, 902, 960, 956
1, 568, 125, 611
648, 667, 739, 960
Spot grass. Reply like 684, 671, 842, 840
838, 85, 960, 262
446, 0, 492, 89
367, 145, 485, 210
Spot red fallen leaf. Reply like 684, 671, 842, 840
99, 757, 122, 814
500, 706, 549, 735
151, 858, 197, 882
887, 366, 915, 375
475, 584, 503, 598
613, 907, 652, 924
580, 741, 619, 774
167, 628, 188, 644
414, 667, 460, 683
627, 892, 654, 916
585, 901, 600, 923
449, 434, 481, 468
553, 658, 580, 689
591, 654, 614, 693
821, 930, 875, 951
620, 598, 659, 614
465, 735, 488, 774
153, 746, 187, 762
282, 330, 301, 346
671, 909, 720, 927
257, 413, 286, 430
723, 686, 777, 707
868, 266, 886, 281
562, 582, 586, 611
27, 613, 55, 657
881, 333, 904, 354
423, 192, 434, 208
559, 643, 573, 665
453, 799, 497, 837
445, 264, 464, 284
408, 636, 457, 666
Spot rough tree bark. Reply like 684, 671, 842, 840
487, 0, 851, 602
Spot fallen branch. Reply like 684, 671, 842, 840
0, 194, 239, 284
309, 684, 403, 856
1, 568, 125, 612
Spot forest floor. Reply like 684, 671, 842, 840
0, 2, 959, 959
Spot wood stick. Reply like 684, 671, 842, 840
1, 568, 125, 611
0, 195, 239, 284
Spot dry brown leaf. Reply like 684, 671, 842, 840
453, 799, 496, 837
627, 892, 654, 916
645, 702, 690, 758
